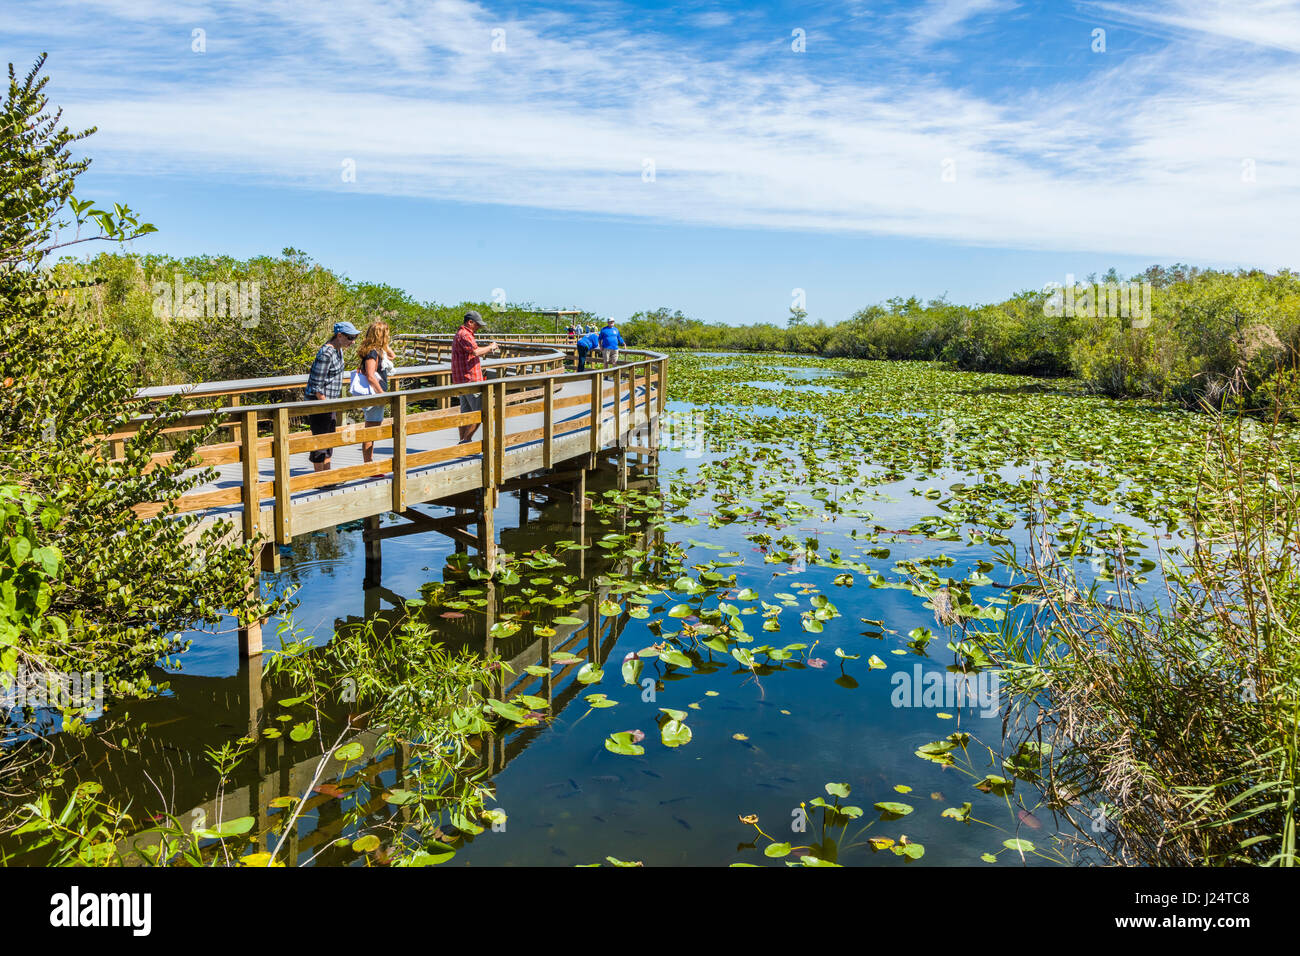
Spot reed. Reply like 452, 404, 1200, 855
990, 391, 1300, 865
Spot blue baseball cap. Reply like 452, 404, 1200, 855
334, 321, 360, 337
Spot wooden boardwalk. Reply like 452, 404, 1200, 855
118, 335, 667, 654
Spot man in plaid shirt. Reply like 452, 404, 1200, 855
453, 311, 498, 443
305, 321, 360, 472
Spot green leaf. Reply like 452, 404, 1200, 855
604, 732, 645, 756
942, 802, 972, 823
486, 699, 529, 722
660, 718, 693, 748
659, 649, 692, 669
335, 741, 365, 761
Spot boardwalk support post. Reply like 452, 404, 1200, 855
237, 552, 264, 658
571, 467, 586, 526
477, 487, 497, 573
237, 617, 262, 658
363, 514, 382, 589
260, 541, 280, 573
454, 506, 468, 554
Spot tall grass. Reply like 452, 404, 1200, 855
991, 393, 1300, 865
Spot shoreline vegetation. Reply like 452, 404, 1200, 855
2, 55, 1297, 866
59, 248, 1300, 417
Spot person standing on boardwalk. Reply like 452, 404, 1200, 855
354, 319, 396, 464
598, 317, 626, 367
575, 328, 599, 371
452, 311, 499, 443
305, 321, 360, 473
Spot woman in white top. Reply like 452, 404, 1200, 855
353, 320, 397, 464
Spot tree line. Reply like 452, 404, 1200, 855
62, 251, 1300, 415
623, 266, 1300, 413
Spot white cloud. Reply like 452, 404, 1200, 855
1086, 0, 1300, 54
907, 0, 1019, 47
5, 0, 1298, 266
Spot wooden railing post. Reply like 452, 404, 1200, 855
542, 376, 554, 469
392, 393, 407, 514
272, 406, 291, 545
493, 380, 505, 483
658, 358, 667, 414
481, 382, 496, 492
230, 394, 242, 444
612, 365, 623, 446
589, 373, 602, 457
240, 410, 259, 543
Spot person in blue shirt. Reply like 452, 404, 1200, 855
575, 330, 600, 371
598, 318, 626, 366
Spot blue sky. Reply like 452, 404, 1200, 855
4, 0, 1298, 324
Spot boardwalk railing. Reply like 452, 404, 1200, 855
130, 340, 567, 411
120, 343, 667, 549
396, 332, 574, 358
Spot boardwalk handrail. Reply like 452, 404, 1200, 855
131, 339, 566, 405
119, 342, 668, 554
115, 344, 657, 427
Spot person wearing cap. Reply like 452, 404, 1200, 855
452, 311, 499, 443
597, 317, 626, 367
575, 328, 600, 371
305, 321, 359, 472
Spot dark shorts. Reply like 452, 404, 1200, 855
308, 411, 336, 463
458, 390, 483, 414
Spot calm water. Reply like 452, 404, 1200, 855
7, 357, 1178, 867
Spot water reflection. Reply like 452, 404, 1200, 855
0, 459, 663, 866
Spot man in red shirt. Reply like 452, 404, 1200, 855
452, 311, 499, 443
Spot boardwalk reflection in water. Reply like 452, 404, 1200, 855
3, 455, 661, 866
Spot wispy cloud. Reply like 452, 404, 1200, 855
906, 0, 1020, 48
2, 0, 1297, 266
1086, 0, 1300, 54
